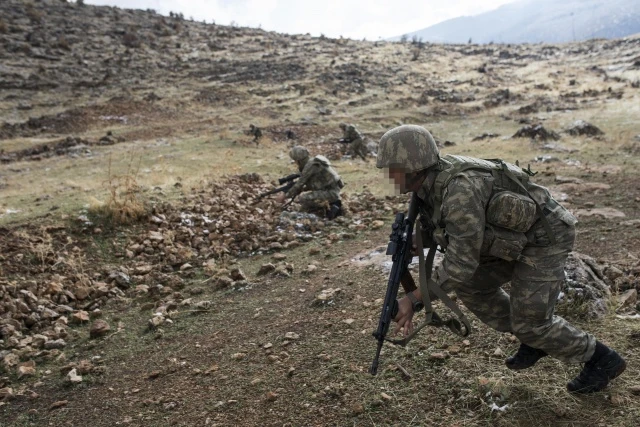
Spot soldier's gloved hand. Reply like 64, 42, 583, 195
274, 193, 286, 204
393, 296, 414, 337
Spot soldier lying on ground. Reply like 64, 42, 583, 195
376, 124, 626, 394
339, 122, 367, 161
275, 146, 344, 219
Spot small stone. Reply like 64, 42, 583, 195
257, 263, 276, 275
266, 391, 278, 402
250, 378, 262, 385
44, 339, 66, 349
462, 339, 471, 347
448, 345, 461, 355
287, 367, 295, 377
273, 253, 287, 260
180, 263, 192, 271
380, 392, 392, 401
67, 368, 82, 384
303, 264, 318, 275
148, 315, 165, 329
0, 388, 14, 400
147, 370, 162, 379
263, 343, 273, 349
230, 268, 247, 281
18, 361, 36, 378
231, 353, 246, 361
343, 318, 355, 325
429, 352, 449, 360
90, 320, 111, 338
71, 311, 90, 324
371, 220, 385, 229
618, 289, 637, 309
493, 348, 505, 357
49, 400, 68, 410
284, 332, 300, 340
352, 403, 365, 415
309, 248, 321, 255
3, 353, 19, 368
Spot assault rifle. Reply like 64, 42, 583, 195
369, 194, 471, 375
255, 173, 300, 206
369, 194, 419, 375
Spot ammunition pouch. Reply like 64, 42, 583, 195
486, 191, 537, 232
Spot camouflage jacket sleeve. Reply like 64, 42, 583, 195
434, 173, 492, 288
285, 162, 315, 198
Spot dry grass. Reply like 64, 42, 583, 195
88, 153, 147, 226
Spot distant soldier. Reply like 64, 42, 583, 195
275, 146, 344, 219
339, 123, 367, 161
246, 124, 262, 143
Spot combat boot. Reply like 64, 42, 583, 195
505, 343, 548, 370
567, 341, 626, 394
327, 200, 343, 220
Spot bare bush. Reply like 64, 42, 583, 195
89, 155, 147, 226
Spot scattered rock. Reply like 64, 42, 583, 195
258, 263, 276, 275
89, 320, 111, 338
313, 288, 342, 306
71, 311, 90, 324
49, 400, 68, 410
0, 388, 14, 401
512, 124, 560, 141
564, 120, 604, 137
66, 368, 82, 384
284, 332, 300, 341
266, 391, 278, 402
17, 361, 36, 378
618, 289, 637, 309
44, 339, 66, 350
371, 220, 384, 229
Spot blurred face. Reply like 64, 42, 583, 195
384, 167, 409, 194
383, 167, 429, 194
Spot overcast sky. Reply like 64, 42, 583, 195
86, 0, 522, 40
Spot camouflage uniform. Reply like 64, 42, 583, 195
376, 125, 596, 364
286, 155, 343, 212
341, 124, 367, 161
416, 157, 595, 363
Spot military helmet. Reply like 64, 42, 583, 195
289, 145, 309, 161
376, 125, 439, 172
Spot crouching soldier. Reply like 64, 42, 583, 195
376, 124, 626, 394
276, 146, 344, 219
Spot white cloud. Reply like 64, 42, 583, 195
86, 0, 521, 39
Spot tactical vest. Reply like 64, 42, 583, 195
427, 155, 556, 265
312, 155, 345, 189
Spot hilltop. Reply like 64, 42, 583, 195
395, 0, 640, 44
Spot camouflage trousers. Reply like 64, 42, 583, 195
298, 189, 340, 212
451, 211, 596, 363
348, 138, 368, 161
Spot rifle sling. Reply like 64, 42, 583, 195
387, 209, 470, 346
